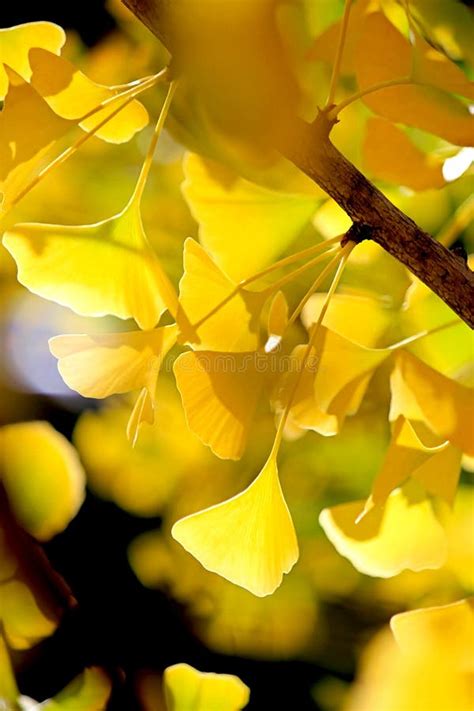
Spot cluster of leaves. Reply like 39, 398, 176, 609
0, 0, 473, 707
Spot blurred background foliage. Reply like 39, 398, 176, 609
0, 1, 473, 709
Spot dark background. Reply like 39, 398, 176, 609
0, 2, 383, 709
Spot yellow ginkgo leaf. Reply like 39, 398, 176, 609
391, 598, 474, 673
182, 153, 319, 282
363, 117, 445, 191
50, 326, 177, 443
0, 421, 85, 541
365, 417, 461, 514
0, 634, 18, 704
174, 350, 264, 460
355, 12, 474, 145
0, 67, 72, 211
301, 292, 391, 348
29, 47, 148, 143
412, 34, 474, 102
172, 455, 298, 596
0, 21, 65, 99
390, 350, 474, 456
44, 668, 112, 711
164, 663, 250, 711
4, 198, 178, 329
178, 238, 265, 352
319, 482, 448, 578
0, 580, 56, 650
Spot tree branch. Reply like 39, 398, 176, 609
123, 0, 474, 329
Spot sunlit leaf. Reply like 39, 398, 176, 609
0, 634, 18, 704
0, 67, 72, 211
182, 153, 319, 282
29, 48, 148, 143
174, 350, 264, 460
355, 12, 474, 145
363, 117, 445, 191
0, 421, 85, 541
0, 21, 65, 99
4, 197, 178, 329
172, 455, 298, 596
178, 238, 265, 351
320, 482, 447, 578
390, 351, 474, 455
164, 663, 250, 711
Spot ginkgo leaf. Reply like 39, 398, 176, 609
178, 238, 265, 352
390, 351, 474, 456
0, 580, 56, 650
355, 12, 474, 145
320, 482, 448, 578
164, 663, 250, 711
43, 668, 112, 711
174, 350, 264, 459
364, 417, 460, 514
363, 117, 445, 191
0, 67, 72, 211
4, 198, 178, 329
0, 21, 65, 99
412, 34, 474, 102
0, 634, 18, 704
301, 292, 392, 348
391, 599, 474, 673
50, 326, 177, 443
172, 455, 298, 596
29, 48, 148, 143
0, 421, 85, 541
182, 153, 319, 282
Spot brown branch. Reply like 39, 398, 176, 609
123, 0, 474, 329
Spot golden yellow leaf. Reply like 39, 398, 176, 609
182, 153, 318, 282
391, 598, 474, 672
44, 668, 112, 711
174, 350, 264, 460
164, 663, 250, 711
320, 482, 447, 578
363, 117, 445, 191
390, 350, 474, 455
178, 238, 265, 352
172, 455, 298, 596
29, 47, 148, 143
355, 12, 474, 145
0, 67, 72, 211
4, 198, 178, 329
0, 421, 85, 541
0, 21, 65, 99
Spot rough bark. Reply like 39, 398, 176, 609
123, 0, 474, 328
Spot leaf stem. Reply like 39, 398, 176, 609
326, 0, 353, 108
131, 79, 177, 205
328, 77, 414, 119
271, 241, 355, 456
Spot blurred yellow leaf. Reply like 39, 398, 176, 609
355, 12, 474, 145
182, 153, 318, 282
0, 421, 85, 541
172, 455, 298, 596
0, 21, 65, 99
320, 482, 447, 578
363, 117, 445, 191
4, 198, 178, 329
29, 47, 148, 143
0, 634, 18, 704
391, 598, 474, 672
0, 580, 56, 649
43, 668, 112, 711
164, 663, 249, 711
